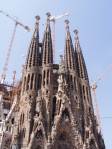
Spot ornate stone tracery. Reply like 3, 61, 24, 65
10, 15, 105, 149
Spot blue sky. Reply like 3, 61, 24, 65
0, 0, 112, 148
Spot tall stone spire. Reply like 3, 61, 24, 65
22, 16, 40, 94
42, 12, 53, 65
41, 13, 54, 135
64, 20, 75, 70
11, 17, 42, 149
41, 12, 53, 94
10, 15, 105, 149
64, 20, 77, 94
26, 16, 40, 69
74, 29, 88, 80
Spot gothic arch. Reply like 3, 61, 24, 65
61, 108, 70, 123
52, 106, 75, 149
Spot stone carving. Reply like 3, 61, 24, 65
10, 15, 105, 149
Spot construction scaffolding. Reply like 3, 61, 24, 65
0, 10, 30, 149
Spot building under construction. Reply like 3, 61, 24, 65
0, 13, 105, 149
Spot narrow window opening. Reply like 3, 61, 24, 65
74, 77, 76, 92
30, 74, 34, 90
23, 77, 26, 92
82, 85, 85, 94
11, 118, 14, 124
43, 71, 45, 86
38, 74, 42, 89
26, 74, 30, 90
70, 75, 73, 89
39, 46, 42, 66
22, 128, 26, 138
22, 113, 24, 124
52, 96, 56, 121
47, 70, 49, 85
62, 108, 70, 122
20, 114, 22, 125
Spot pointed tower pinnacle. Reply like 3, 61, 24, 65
22, 16, 40, 94
42, 12, 53, 65
64, 20, 75, 70
74, 29, 81, 52
26, 16, 40, 69
74, 29, 88, 80
33, 15, 40, 39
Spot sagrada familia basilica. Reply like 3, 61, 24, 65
0, 13, 105, 149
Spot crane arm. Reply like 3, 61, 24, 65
0, 10, 31, 83
16, 21, 30, 32
0, 10, 15, 21
0, 10, 30, 32
50, 12, 69, 21
54, 13, 69, 20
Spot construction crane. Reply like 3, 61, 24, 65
0, 10, 30, 84
91, 83, 102, 132
0, 11, 30, 148
91, 64, 112, 132
47, 12, 69, 63
0, 74, 20, 149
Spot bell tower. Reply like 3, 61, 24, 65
11, 14, 105, 149
12, 16, 41, 149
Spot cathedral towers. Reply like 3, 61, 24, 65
11, 14, 105, 149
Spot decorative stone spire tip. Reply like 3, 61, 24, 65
35, 15, 40, 22
46, 12, 51, 20
65, 19, 70, 31
60, 55, 64, 65
74, 29, 79, 38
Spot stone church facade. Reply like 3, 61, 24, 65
11, 14, 105, 149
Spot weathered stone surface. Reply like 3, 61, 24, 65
10, 15, 105, 149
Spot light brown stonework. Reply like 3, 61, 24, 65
11, 14, 105, 149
